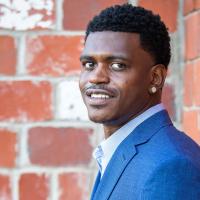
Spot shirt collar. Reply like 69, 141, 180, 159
93, 103, 165, 177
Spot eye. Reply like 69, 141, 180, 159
111, 63, 127, 71
82, 61, 95, 70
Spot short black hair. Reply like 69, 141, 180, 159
85, 4, 171, 68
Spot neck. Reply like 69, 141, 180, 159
103, 98, 161, 139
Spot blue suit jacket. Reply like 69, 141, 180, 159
91, 110, 200, 200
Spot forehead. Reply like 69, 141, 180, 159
82, 31, 141, 57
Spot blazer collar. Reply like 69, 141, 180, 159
91, 110, 172, 200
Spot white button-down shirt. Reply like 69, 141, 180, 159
93, 103, 165, 177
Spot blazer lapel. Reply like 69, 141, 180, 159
91, 110, 172, 200
93, 139, 137, 200
90, 172, 101, 200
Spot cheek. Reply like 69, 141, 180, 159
79, 73, 87, 91
119, 77, 148, 100
118, 78, 137, 93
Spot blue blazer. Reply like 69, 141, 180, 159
91, 110, 200, 200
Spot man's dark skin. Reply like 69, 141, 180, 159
79, 31, 167, 138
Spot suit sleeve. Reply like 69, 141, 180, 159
139, 158, 200, 200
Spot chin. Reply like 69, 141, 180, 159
88, 114, 106, 123
88, 112, 122, 125
87, 110, 113, 123
86, 105, 119, 124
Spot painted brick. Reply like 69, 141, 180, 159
19, 173, 49, 200
0, 36, 16, 75
138, 0, 179, 32
0, 175, 11, 200
0, 0, 55, 30
185, 12, 200, 60
193, 59, 200, 105
28, 127, 93, 166
56, 80, 88, 121
0, 81, 52, 122
162, 84, 175, 119
183, 110, 200, 143
184, 0, 194, 15
59, 173, 90, 200
0, 129, 17, 167
184, 62, 194, 106
63, 0, 127, 30
26, 36, 83, 76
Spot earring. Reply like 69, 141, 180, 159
149, 86, 157, 94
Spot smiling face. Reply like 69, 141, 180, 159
79, 31, 162, 134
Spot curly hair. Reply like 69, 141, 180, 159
85, 4, 171, 68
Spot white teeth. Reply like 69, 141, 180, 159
91, 94, 110, 99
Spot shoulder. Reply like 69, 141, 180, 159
131, 124, 200, 178
146, 124, 200, 164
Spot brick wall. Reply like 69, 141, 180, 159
0, 0, 199, 199
183, 0, 200, 142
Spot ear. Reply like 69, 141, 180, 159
149, 64, 167, 90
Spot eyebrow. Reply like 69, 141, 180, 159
79, 55, 92, 61
80, 55, 129, 62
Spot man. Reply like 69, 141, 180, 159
79, 4, 200, 200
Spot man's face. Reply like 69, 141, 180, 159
79, 31, 155, 125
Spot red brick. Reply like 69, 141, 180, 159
0, 1, 55, 30
183, 110, 200, 143
0, 175, 11, 199
0, 129, 17, 167
28, 127, 93, 166
184, 0, 194, 15
139, 0, 179, 32
63, 0, 127, 30
185, 12, 200, 60
194, 0, 200, 9
184, 0, 200, 11
19, 173, 49, 200
26, 36, 83, 76
0, 81, 52, 122
183, 62, 194, 106
184, 59, 200, 106
0, 36, 16, 75
59, 173, 90, 200
193, 59, 200, 105
162, 84, 175, 119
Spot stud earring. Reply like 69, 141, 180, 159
149, 86, 157, 94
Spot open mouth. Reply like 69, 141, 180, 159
84, 89, 115, 105
90, 93, 111, 99
86, 89, 114, 99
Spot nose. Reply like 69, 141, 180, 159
89, 64, 110, 84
